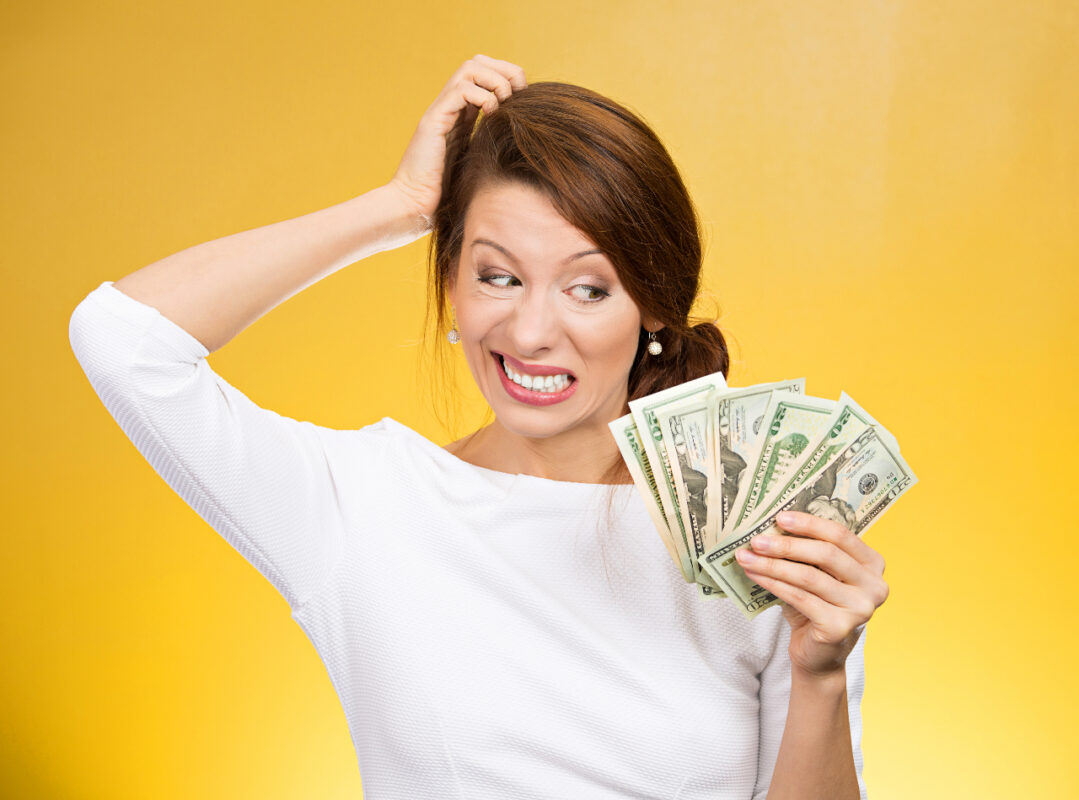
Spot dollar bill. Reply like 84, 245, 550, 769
709, 379, 806, 552
628, 371, 729, 580
736, 391, 890, 533
608, 412, 690, 580
699, 425, 918, 618
655, 397, 724, 595
722, 393, 837, 536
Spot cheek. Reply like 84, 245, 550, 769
573, 310, 641, 368
456, 294, 502, 337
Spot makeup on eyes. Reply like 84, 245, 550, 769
475, 270, 612, 304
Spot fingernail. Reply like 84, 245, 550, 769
776, 511, 797, 527
736, 548, 759, 565
752, 535, 774, 552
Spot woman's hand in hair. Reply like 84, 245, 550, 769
387, 54, 527, 230
734, 511, 889, 681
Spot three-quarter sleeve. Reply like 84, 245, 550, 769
68, 280, 347, 612
752, 622, 869, 800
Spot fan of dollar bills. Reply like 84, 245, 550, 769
609, 373, 917, 619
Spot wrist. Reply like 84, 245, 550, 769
378, 181, 433, 240
790, 664, 848, 697
339, 184, 431, 261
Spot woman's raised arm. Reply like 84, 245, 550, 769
111, 185, 422, 354
112, 54, 526, 354
68, 56, 528, 612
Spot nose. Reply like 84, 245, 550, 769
504, 286, 559, 357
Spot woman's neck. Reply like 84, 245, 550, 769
445, 419, 629, 484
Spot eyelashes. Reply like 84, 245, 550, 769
568, 285, 611, 302
476, 273, 611, 305
477, 274, 519, 289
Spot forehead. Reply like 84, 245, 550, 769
464, 181, 603, 263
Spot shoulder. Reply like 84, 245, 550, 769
305, 417, 424, 499
328, 416, 426, 469
324, 417, 515, 506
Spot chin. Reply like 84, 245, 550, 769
490, 404, 589, 440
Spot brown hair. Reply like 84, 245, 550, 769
424, 81, 729, 480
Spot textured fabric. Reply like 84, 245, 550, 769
69, 280, 868, 800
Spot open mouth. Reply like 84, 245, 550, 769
492, 352, 578, 405
497, 354, 575, 393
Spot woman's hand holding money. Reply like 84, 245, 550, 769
735, 510, 889, 679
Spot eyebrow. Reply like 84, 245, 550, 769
471, 238, 604, 264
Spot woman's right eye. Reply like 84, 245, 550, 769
478, 273, 520, 288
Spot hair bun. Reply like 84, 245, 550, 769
684, 320, 730, 377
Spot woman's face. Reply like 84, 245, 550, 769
449, 180, 654, 442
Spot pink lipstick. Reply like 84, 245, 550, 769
492, 352, 578, 407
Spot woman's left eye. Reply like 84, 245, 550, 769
568, 284, 610, 303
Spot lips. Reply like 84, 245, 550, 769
492, 351, 578, 407
496, 351, 577, 379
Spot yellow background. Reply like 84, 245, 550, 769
3, 1, 1076, 797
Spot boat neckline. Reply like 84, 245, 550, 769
379, 417, 638, 493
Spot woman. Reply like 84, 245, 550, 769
69, 54, 887, 799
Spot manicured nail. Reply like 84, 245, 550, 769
736, 548, 759, 565
752, 535, 774, 552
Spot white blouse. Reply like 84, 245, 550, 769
69, 280, 867, 799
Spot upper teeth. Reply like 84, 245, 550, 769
501, 358, 572, 393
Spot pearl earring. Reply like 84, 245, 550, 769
447, 307, 461, 345
647, 329, 663, 356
